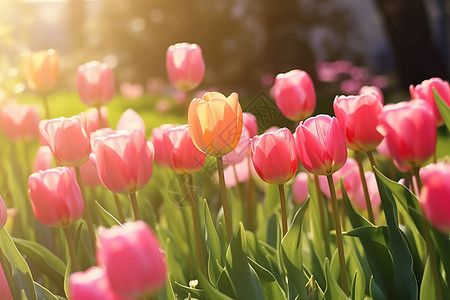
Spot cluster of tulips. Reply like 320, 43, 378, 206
0, 41, 448, 300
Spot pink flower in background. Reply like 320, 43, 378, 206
76, 61, 115, 107
223, 128, 250, 166
272, 69, 316, 121
295, 114, 347, 176
156, 99, 170, 113
97, 221, 167, 298
409, 77, 450, 125
116, 108, 146, 135
243, 112, 258, 138
120, 82, 143, 100
419, 162, 450, 233
84, 107, 108, 132
28, 167, 84, 228
146, 77, 164, 95
1, 104, 40, 141
224, 156, 254, 187
261, 72, 275, 86
33, 146, 53, 172
318, 158, 360, 198
166, 43, 205, 91
316, 62, 339, 82
23, 49, 59, 93
150, 124, 177, 167
350, 171, 381, 210
292, 172, 309, 205
79, 155, 102, 188
340, 79, 362, 94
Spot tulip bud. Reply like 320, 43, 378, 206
116, 108, 145, 135
149, 124, 176, 166
272, 69, 316, 121
23, 49, 59, 93
76, 61, 115, 107
166, 43, 205, 91
223, 128, 250, 166
97, 221, 167, 298
292, 172, 309, 205
28, 167, 84, 228
33, 146, 53, 172
243, 112, 258, 138
84, 107, 109, 133
250, 128, 298, 185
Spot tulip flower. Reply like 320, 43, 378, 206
223, 128, 250, 166
79, 155, 101, 188
251, 128, 297, 235
292, 172, 309, 205
295, 114, 347, 176
97, 221, 167, 298
166, 43, 205, 91
318, 158, 360, 199
188, 92, 243, 157
333, 94, 384, 152
33, 146, 53, 172
243, 112, 258, 138
0, 195, 7, 230
85, 107, 108, 133
163, 125, 206, 174
224, 156, 253, 187
70, 267, 129, 300
359, 85, 384, 104
410, 77, 450, 125
350, 171, 381, 211
23, 49, 59, 94
116, 108, 146, 135
1, 105, 40, 141
150, 124, 177, 167
40, 115, 91, 167
120, 82, 143, 100
76, 61, 115, 107
377, 100, 436, 168
294, 114, 348, 293
419, 162, 450, 233
272, 69, 316, 121
28, 167, 84, 228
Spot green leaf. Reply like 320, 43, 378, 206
434, 88, 450, 131
419, 257, 436, 300
323, 259, 349, 300
95, 201, 122, 227
203, 199, 223, 285
280, 199, 309, 299
164, 276, 177, 300
216, 267, 236, 298
374, 168, 418, 299
248, 257, 286, 300
197, 268, 234, 300
64, 259, 71, 299
34, 282, 60, 300
174, 282, 203, 298
307, 177, 328, 264
13, 238, 65, 287
225, 223, 264, 299
0, 228, 36, 300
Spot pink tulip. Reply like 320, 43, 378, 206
0, 262, 12, 300
292, 172, 309, 205
90, 127, 115, 147
359, 85, 384, 104
350, 171, 381, 210
410, 77, 450, 125
33, 146, 53, 172
1, 104, 40, 141
120, 82, 143, 100
97, 221, 167, 298
84, 107, 108, 133
93, 130, 154, 193
318, 158, 360, 199
250, 128, 297, 185
224, 156, 253, 187
0, 195, 7, 230
377, 100, 436, 168
166, 43, 205, 91
223, 128, 250, 166
295, 114, 347, 175
116, 108, 146, 135
79, 155, 101, 187
40, 115, 91, 167
162, 125, 206, 174
243, 112, 258, 138
264, 126, 280, 134
76, 61, 115, 107
419, 162, 450, 233
28, 167, 84, 228
272, 69, 316, 121
70, 267, 129, 300
150, 124, 176, 167
333, 94, 384, 151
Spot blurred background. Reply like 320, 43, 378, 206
0, 0, 449, 118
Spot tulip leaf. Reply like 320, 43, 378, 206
216, 267, 236, 298
280, 199, 309, 299
13, 238, 65, 288
419, 257, 436, 300
429, 226, 450, 293
434, 88, 450, 132
323, 258, 349, 300
203, 199, 223, 285
374, 168, 418, 299
248, 257, 286, 300
34, 282, 59, 300
0, 228, 37, 300
225, 223, 265, 299
165, 275, 177, 300
63, 259, 71, 299
95, 200, 121, 227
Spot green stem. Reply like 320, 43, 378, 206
128, 192, 142, 221
186, 175, 205, 274
97, 106, 104, 129
278, 184, 288, 236
314, 175, 331, 258
354, 151, 375, 224
63, 226, 79, 272
367, 151, 377, 170
112, 192, 126, 223
75, 166, 97, 254
246, 154, 255, 231
42, 93, 50, 119
217, 157, 232, 242
327, 174, 349, 295
408, 171, 416, 195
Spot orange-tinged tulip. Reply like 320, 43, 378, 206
188, 92, 243, 157
23, 49, 59, 93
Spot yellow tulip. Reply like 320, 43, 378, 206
188, 92, 243, 157
23, 49, 59, 93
